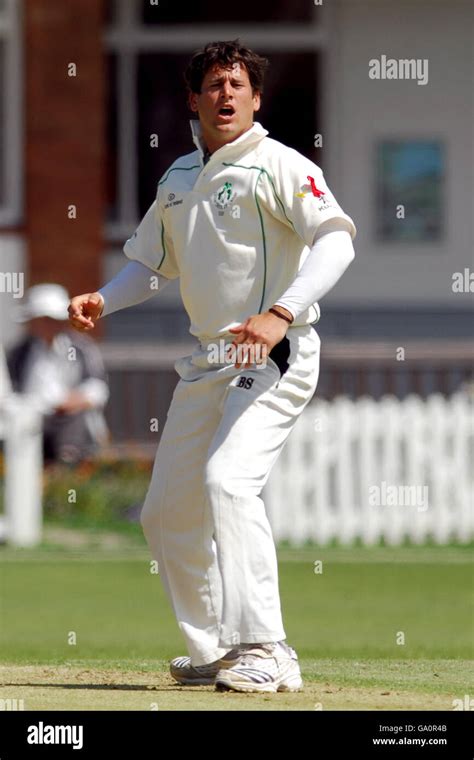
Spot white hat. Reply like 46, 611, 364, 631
14, 283, 70, 323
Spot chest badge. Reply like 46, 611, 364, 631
212, 181, 236, 215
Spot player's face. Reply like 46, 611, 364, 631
189, 63, 261, 154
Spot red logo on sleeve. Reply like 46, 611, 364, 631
307, 176, 325, 198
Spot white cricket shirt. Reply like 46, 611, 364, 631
124, 120, 357, 341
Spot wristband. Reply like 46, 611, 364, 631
268, 307, 293, 324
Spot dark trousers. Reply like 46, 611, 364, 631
42, 411, 95, 465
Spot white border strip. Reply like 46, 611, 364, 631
0, 0, 23, 225
104, 24, 327, 52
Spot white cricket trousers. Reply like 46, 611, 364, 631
140, 324, 320, 666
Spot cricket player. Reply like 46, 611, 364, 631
68, 40, 356, 693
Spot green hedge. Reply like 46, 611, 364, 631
1, 456, 152, 527
41, 459, 153, 525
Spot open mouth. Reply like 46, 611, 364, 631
218, 105, 235, 117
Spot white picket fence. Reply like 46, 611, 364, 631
0, 397, 43, 547
264, 393, 474, 546
0, 389, 472, 548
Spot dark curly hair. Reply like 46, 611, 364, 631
184, 39, 269, 95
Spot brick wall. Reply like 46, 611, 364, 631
25, 0, 105, 314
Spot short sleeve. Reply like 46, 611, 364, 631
123, 198, 180, 280
261, 149, 357, 248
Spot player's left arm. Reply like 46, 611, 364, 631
228, 152, 357, 368
272, 224, 355, 322
228, 227, 354, 368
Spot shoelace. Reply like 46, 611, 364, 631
236, 643, 279, 666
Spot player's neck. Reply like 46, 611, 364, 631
201, 123, 254, 156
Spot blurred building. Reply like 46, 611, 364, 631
0, 0, 472, 447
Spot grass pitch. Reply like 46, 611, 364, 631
1, 537, 472, 710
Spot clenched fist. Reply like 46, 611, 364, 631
68, 292, 104, 332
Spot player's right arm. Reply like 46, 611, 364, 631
68, 290, 105, 332
69, 190, 180, 333
67, 261, 171, 332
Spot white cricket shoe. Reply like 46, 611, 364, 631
170, 649, 241, 686
215, 641, 303, 693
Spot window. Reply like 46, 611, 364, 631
0, 0, 22, 225
0, 39, 5, 208
141, 0, 317, 25
105, 0, 327, 238
376, 140, 445, 243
